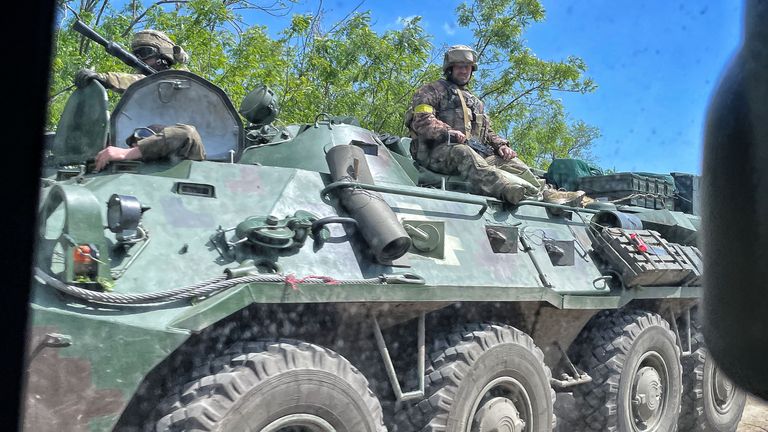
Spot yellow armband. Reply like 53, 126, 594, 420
414, 104, 435, 114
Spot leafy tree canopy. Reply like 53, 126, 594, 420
49, 0, 599, 168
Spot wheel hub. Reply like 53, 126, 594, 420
261, 413, 337, 432
712, 366, 736, 413
632, 366, 664, 424
472, 397, 526, 432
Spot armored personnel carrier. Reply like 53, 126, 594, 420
26, 43, 746, 432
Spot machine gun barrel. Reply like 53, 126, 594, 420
72, 19, 156, 76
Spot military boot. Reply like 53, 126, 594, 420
542, 189, 587, 207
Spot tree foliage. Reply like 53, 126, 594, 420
456, 0, 598, 167
48, 0, 599, 168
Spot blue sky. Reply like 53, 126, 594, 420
241, 0, 744, 175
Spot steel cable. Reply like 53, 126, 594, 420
33, 267, 398, 306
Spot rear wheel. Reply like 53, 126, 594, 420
678, 308, 746, 431
396, 323, 555, 432
571, 310, 683, 432
148, 340, 385, 432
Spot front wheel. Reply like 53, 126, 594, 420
148, 340, 386, 432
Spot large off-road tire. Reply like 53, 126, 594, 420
678, 309, 746, 431
148, 340, 386, 432
571, 310, 683, 432
396, 323, 555, 432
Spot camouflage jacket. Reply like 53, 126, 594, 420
98, 65, 190, 93
136, 124, 205, 161
407, 79, 508, 151
98, 72, 144, 93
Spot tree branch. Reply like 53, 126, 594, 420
494, 83, 544, 116
325, 0, 366, 35
121, 1, 190, 37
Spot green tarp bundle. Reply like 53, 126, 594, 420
545, 158, 603, 191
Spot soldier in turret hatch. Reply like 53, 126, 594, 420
93, 124, 205, 172
406, 44, 589, 207
73, 29, 189, 93
72, 29, 204, 171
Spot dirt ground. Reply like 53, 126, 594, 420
738, 395, 768, 432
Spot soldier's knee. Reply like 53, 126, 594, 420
452, 144, 490, 170
451, 143, 475, 157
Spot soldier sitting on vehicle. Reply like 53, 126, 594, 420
406, 44, 588, 207
94, 124, 205, 172
74, 29, 189, 93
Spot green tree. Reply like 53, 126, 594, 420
47, 0, 294, 128
276, 11, 438, 132
456, 0, 599, 168
47, 0, 599, 169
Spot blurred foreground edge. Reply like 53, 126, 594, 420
702, 0, 768, 400
4, 0, 56, 430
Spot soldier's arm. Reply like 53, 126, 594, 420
485, 126, 509, 150
94, 125, 204, 171
477, 107, 517, 159
94, 146, 142, 172
410, 83, 453, 142
476, 101, 509, 150
137, 124, 206, 161
98, 72, 145, 93
485, 123, 517, 158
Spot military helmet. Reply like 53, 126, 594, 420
239, 84, 279, 125
131, 29, 189, 66
442, 44, 478, 73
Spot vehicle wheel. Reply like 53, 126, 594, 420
570, 310, 683, 432
678, 308, 746, 431
148, 340, 386, 432
396, 323, 555, 432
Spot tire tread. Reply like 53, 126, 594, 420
678, 308, 746, 431
147, 340, 386, 432
570, 310, 682, 432
394, 323, 555, 432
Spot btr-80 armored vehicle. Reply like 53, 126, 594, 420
25, 28, 746, 432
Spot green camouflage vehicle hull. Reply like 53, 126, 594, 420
26, 70, 744, 432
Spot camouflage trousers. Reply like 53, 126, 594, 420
136, 124, 206, 162
423, 143, 543, 204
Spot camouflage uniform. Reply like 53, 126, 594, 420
95, 72, 145, 93
134, 124, 205, 162
85, 31, 203, 164
408, 78, 542, 204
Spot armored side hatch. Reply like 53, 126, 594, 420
49, 82, 109, 167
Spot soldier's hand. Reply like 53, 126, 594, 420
94, 146, 142, 172
449, 130, 466, 143
498, 145, 517, 160
74, 68, 103, 88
